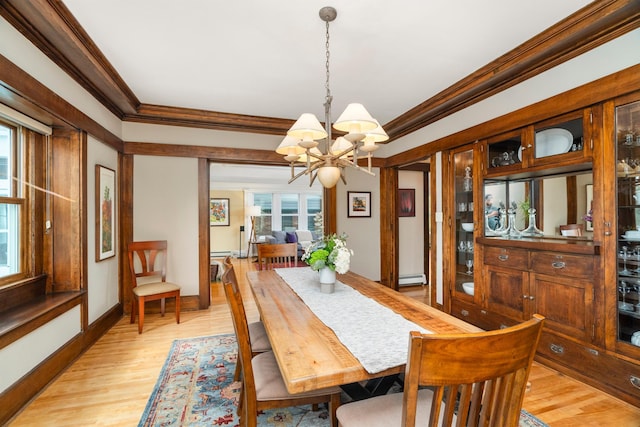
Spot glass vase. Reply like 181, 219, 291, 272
521, 208, 544, 237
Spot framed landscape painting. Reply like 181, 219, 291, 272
347, 191, 371, 218
210, 198, 230, 226
96, 165, 115, 261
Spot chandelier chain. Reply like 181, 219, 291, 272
324, 18, 333, 147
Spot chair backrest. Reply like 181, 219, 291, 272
256, 243, 298, 270
128, 240, 168, 287
221, 256, 237, 286
402, 314, 544, 427
222, 269, 259, 405
560, 224, 583, 236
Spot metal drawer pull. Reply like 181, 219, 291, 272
460, 309, 469, 317
550, 343, 564, 354
631, 376, 640, 390
498, 254, 509, 261
552, 261, 566, 269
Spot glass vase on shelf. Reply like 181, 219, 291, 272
505, 208, 522, 239
521, 208, 544, 237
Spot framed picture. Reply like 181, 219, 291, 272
398, 188, 415, 217
95, 165, 115, 261
347, 191, 371, 218
210, 198, 230, 226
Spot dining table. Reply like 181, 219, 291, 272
246, 268, 481, 398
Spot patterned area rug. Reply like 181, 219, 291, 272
138, 334, 548, 427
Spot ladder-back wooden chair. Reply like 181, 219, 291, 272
337, 315, 545, 427
223, 277, 341, 427
559, 223, 584, 236
127, 240, 180, 334
221, 257, 271, 381
256, 242, 298, 270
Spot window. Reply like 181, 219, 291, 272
249, 191, 322, 236
0, 121, 22, 279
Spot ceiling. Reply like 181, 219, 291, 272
57, 0, 592, 133
3, 1, 636, 188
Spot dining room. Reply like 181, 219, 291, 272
7, 257, 640, 426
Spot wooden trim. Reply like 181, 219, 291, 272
1, 1, 637, 140
384, 0, 640, 140
384, 63, 640, 168
123, 141, 287, 164
379, 167, 398, 289
119, 154, 134, 314
198, 159, 210, 309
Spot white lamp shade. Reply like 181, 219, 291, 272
333, 103, 378, 133
331, 137, 354, 157
316, 166, 341, 188
248, 205, 261, 217
363, 121, 389, 143
276, 136, 305, 155
287, 113, 327, 142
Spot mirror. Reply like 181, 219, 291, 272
484, 171, 593, 238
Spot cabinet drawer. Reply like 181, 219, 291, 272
483, 246, 528, 269
530, 252, 594, 278
537, 332, 640, 405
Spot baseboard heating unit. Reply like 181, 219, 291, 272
398, 273, 427, 286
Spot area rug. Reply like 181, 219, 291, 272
138, 334, 548, 427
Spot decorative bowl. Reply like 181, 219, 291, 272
462, 282, 474, 296
461, 223, 474, 232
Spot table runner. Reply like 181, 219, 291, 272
275, 267, 431, 374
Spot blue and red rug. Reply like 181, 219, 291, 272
138, 334, 548, 427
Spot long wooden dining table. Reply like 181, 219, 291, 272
246, 269, 481, 396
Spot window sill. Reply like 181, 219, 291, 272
0, 279, 84, 350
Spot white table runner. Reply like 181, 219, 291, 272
275, 267, 431, 374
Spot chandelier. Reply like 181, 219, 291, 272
276, 6, 388, 189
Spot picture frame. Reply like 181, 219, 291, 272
398, 188, 415, 217
95, 165, 115, 261
210, 198, 230, 226
347, 191, 371, 218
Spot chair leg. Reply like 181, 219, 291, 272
160, 297, 166, 316
234, 357, 242, 381
130, 298, 137, 324
330, 393, 341, 427
175, 293, 180, 324
138, 297, 145, 334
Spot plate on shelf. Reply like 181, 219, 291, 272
621, 236, 640, 242
535, 128, 573, 158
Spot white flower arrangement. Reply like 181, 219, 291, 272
301, 233, 353, 274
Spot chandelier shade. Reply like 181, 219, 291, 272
276, 6, 387, 189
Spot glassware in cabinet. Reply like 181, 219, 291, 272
616, 99, 640, 347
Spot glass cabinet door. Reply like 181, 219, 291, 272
453, 149, 475, 297
616, 99, 640, 348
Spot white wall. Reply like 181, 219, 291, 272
132, 156, 200, 296
398, 171, 425, 278
336, 167, 381, 281
86, 135, 120, 323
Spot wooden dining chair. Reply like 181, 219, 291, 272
223, 279, 341, 427
336, 314, 545, 427
221, 257, 271, 381
256, 242, 298, 270
127, 240, 181, 334
560, 223, 584, 236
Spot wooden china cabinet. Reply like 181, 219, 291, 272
445, 90, 640, 407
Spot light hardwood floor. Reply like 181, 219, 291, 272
8, 258, 640, 426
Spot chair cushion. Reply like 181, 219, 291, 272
248, 321, 272, 353
252, 351, 341, 400
336, 388, 446, 426
295, 230, 314, 249
271, 230, 287, 244
285, 232, 298, 243
132, 281, 180, 297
